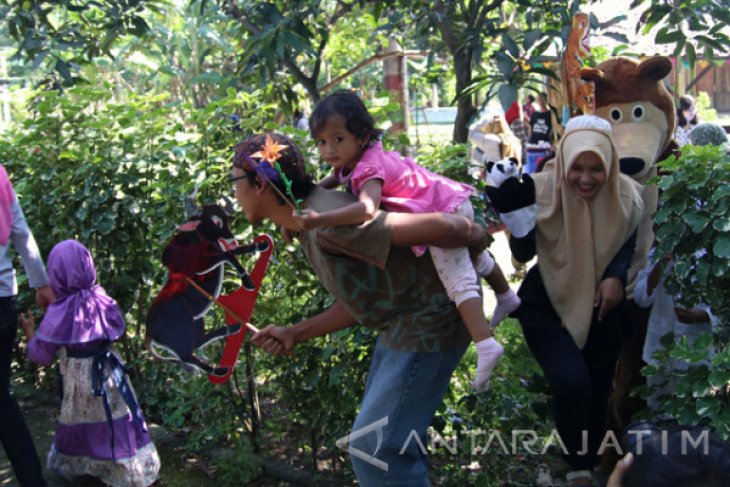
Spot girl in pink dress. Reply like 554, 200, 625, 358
292, 90, 521, 391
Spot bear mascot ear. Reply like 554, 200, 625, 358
637, 56, 672, 81
486, 160, 495, 173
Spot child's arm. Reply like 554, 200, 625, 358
293, 179, 383, 231
19, 312, 36, 340
634, 253, 671, 309
318, 174, 340, 190
20, 313, 59, 366
674, 307, 711, 324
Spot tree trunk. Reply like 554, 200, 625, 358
302, 77, 321, 103
452, 48, 476, 143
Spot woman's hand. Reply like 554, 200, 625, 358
291, 209, 321, 231
19, 312, 36, 340
252, 325, 296, 355
485, 174, 537, 238
595, 277, 624, 321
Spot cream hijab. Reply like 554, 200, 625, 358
531, 116, 642, 348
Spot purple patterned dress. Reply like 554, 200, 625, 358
28, 240, 159, 486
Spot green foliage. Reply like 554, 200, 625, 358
0, 0, 164, 84
638, 333, 730, 439
0, 81, 306, 461
432, 319, 553, 485
110, 0, 242, 108
415, 141, 494, 229
696, 91, 719, 123
632, 0, 730, 66
639, 144, 730, 437
654, 145, 730, 325
2, 83, 274, 329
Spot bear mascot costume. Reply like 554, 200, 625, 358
580, 56, 677, 470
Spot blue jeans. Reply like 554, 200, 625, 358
348, 338, 467, 487
0, 296, 46, 486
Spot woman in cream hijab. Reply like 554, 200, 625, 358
509, 115, 643, 487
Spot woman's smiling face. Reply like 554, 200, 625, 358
566, 151, 607, 199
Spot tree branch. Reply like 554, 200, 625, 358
225, 0, 260, 35
311, 35, 327, 86
330, 0, 356, 25
686, 63, 713, 92
474, 0, 504, 31
225, 0, 313, 95
318, 50, 428, 94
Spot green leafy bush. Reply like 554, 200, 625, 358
653, 144, 730, 327
689, 122, 728, 147
639, 144, 730, 437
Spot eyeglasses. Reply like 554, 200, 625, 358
228, 174, 247, 193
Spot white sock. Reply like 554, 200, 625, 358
490, 290, 521, 329
472, 337, 504, 392
474, 252, 495, 279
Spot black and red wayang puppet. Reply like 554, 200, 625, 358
146, 204, 272, 382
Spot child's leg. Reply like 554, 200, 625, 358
475, 251, 521, 328
429, 245, 503, 392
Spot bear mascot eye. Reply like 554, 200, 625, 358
609, 107, 623, 122
632, 104, 645, 121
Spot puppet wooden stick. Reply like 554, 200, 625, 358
185, 277, 259, 334
267, 179, 299, 213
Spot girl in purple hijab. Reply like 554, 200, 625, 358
21, 240, 160, 487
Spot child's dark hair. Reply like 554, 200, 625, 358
622, 425, 730, 487
677, 95, 698, 127
678, 94, 696, 111
232, 133, 315, 206
309, 90, 383, 142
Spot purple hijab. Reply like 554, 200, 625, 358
34, 240, 125, 346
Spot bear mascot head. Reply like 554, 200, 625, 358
581, 56, 676, 292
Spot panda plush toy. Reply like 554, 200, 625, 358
485, 157, 520, 187
484, 157, 536, 238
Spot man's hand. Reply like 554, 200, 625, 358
485, 174, 537, 238
675, 307, 710, 324
468, 222, 490, 258
252, 325, 296, 355
292, 209, 322, 231
595, 277, 624, 321
35, 285, 55, 310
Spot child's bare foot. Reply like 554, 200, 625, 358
490, 291, 521, 328
472, 337, 503, 392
